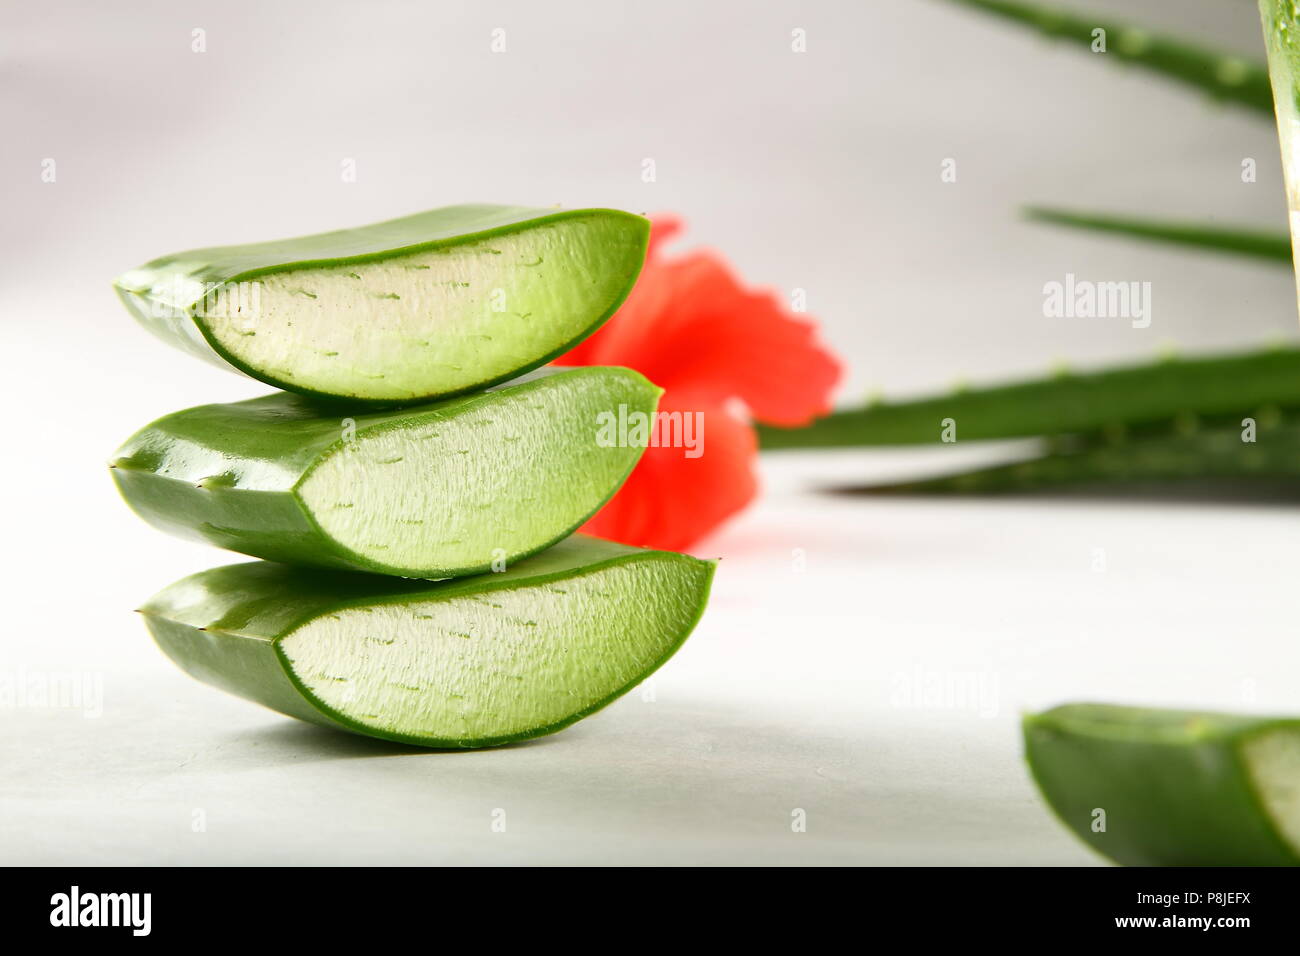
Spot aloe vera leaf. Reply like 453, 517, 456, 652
1259, 2, 1300, 294
114, 205, 649, 403
942, 0, 1273, 115
1024, 704, 1300, 866
1024, 206, 1292, 263
110, 367, 659, 579
835, 420, 1300, 495
757, 348, 1300, 449
140, 537, 715, 749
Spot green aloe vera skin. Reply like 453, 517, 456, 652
114, 205, 650, 402
758, 348, 1300, 449
1025, 704, 1300, 866
1023, 207, 1293, 264
111, 367, 659, 580
949, 0, 1273, 114
1261, 1, 1300, 301
141, 537, 715, 748
851, 420, 1300, 496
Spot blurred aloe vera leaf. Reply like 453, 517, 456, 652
757, 348, 1300, 449
1258, 1, 1300, 297
1024, 206, 1292, 263
943, 0, 1273, 115
829, 419, 1300, 496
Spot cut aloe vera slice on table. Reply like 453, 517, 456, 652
141, 537, 715, 748
114, 205, 650, 402
1024, 703, 1300, 866
111, 366, 659, 579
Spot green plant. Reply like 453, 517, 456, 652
953, 0, 1290, 265
762, 0, 1300, 497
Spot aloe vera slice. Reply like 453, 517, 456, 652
114, 205, 649, 402
140, 537, 715, 748
111, 367, 658, 579
1024, 704, 1300, 866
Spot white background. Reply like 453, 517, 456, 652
3, 0, 1298, 864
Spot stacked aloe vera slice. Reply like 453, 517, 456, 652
110, 205, 714, 748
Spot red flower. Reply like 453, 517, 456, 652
559, 215, 841, 551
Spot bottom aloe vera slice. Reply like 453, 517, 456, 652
1024, 703, 1300, 866
111, 367, 658, 579
141, 537, 714, 748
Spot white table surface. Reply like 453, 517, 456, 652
7, 428, 1297, 865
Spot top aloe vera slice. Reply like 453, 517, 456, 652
141, 537, 715, 748
110, 366, 659, 579
1025, 703, 1300, 866
113, 205, 650, 402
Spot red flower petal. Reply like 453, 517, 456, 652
563, 251, 839, 427
580, 392, 757, 552
646, 214, 685, 259
559, 214, 842, 549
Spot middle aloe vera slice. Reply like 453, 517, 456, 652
110, 367, 659, 579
